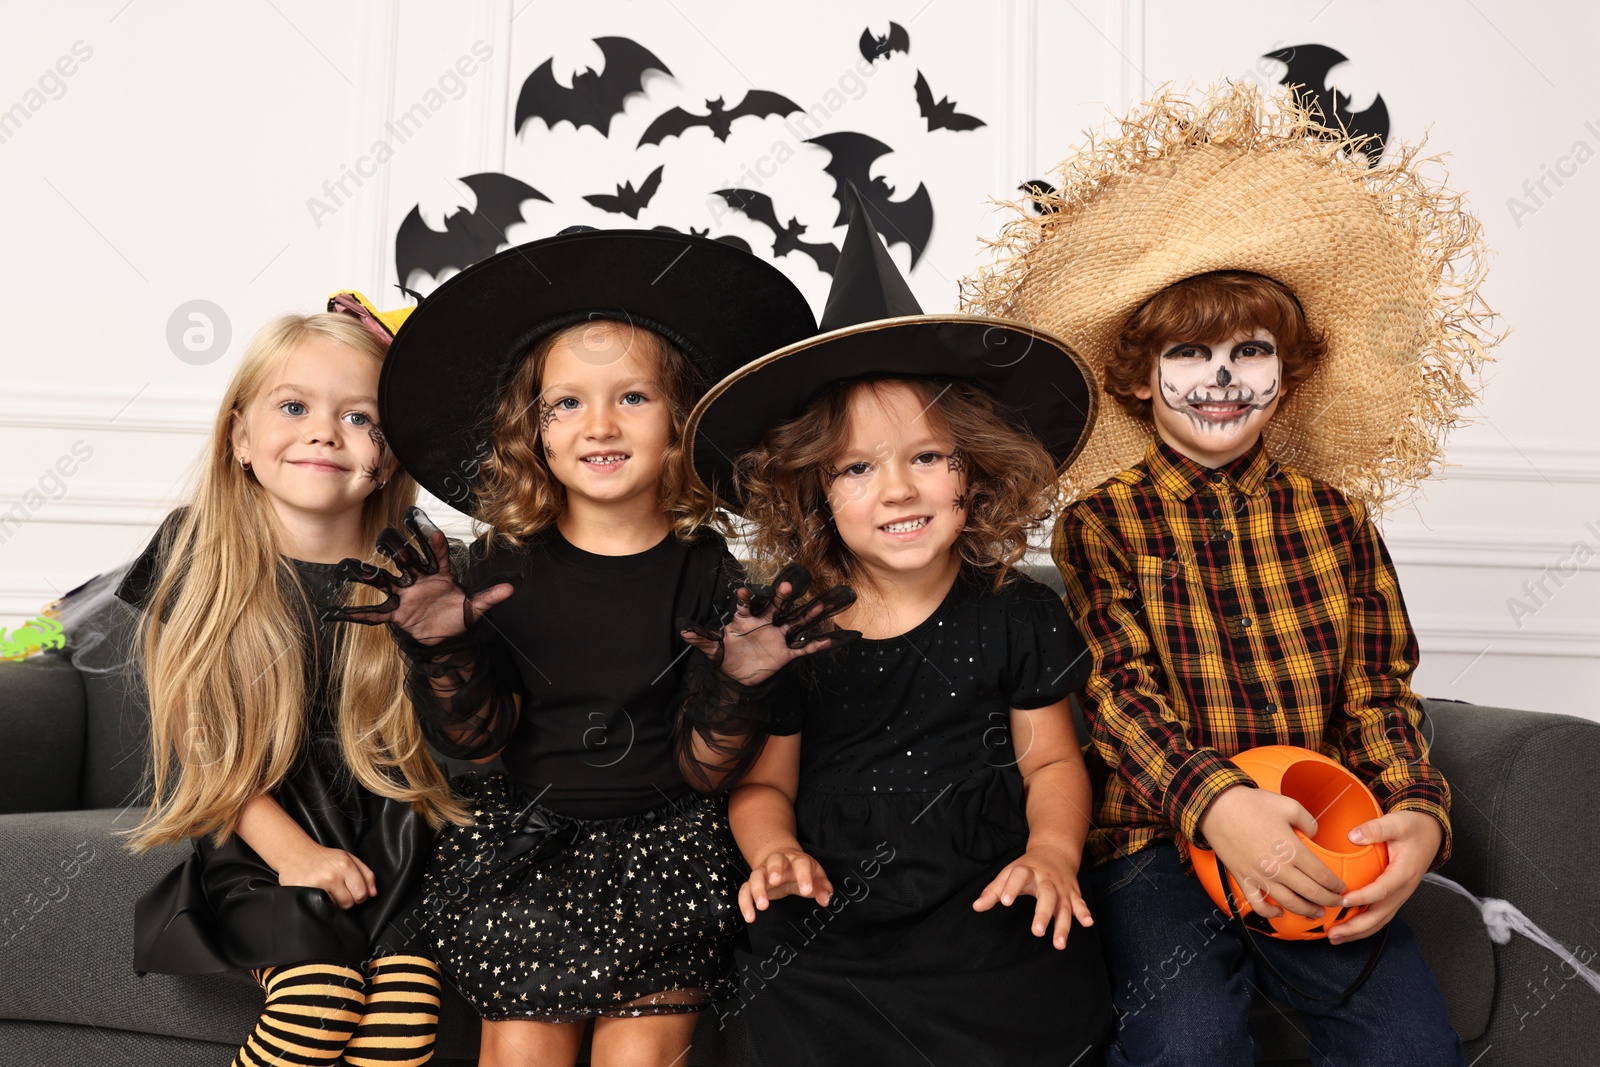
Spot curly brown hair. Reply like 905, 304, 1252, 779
1109, 271, 1327, 422
733, 377, 1061, 594
473, 320, 717, 545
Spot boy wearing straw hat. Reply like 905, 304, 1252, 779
964, 84, 1497, 1065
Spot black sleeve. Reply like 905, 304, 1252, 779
672, 537, 780, 790
1001, 576, 1092, 709
114, 509, 189, 614
765, 674, 807, 737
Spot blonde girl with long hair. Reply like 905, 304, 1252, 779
120, 298, 463, 1067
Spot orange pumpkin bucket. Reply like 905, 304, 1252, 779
1191, 746, 1389, 940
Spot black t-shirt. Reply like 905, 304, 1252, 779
461, 525, 737, 819
769, 566, 1089, 792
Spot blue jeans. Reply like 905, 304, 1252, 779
1086, 844, 1463, 1067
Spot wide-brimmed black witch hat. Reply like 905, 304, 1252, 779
686, 185, 1097, 510
379, 228, 816, 511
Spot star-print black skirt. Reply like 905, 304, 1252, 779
421, 773, 743, 1021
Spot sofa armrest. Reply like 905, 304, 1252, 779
1421, 699, 1600, 1064
0, 654, 86, 813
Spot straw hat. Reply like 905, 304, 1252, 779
961, 82, 1500, 510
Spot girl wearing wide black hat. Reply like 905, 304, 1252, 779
324, 228, 855, 1066
685, 190, 1113, 1063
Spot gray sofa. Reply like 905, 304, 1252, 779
1, 606, 1596, 1064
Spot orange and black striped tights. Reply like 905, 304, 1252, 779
233, 955, 441, 1067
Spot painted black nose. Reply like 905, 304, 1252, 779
1215, 366, 1232, 387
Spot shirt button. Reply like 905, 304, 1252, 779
1263, 701, 1277, 713
1236, 616, 1252, 628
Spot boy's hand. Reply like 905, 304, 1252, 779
972, 843, 1093, 949
1198, 785, 1346, 920
1326, 811, 1443, 944
276, 843, 377, 910
739, 848, 833, 921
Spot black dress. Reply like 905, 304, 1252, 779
735, 566, 1113, 1065
119, 511, 433, 974
420, 525, 746, 1021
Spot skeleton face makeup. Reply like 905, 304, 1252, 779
1136, 328, 1283, 468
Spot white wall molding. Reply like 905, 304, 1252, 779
1385, 526, 1600, 570
349, 0, 403, 297
0, 480, 181, 528
998, 0, 1040, 198
472, 0, 516, 176
0, 384, 214, 435
0, 577, 75, 619
1438, 441, 1600, 484
1103, 0, 1147, 114
1412, 614, 1600, 659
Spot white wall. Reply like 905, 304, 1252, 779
2, 1, 1594, 720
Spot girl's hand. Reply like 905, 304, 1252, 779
738, 847, 834, 921
972, 844, 1093, 949
322, 507, 515, 644
680, 563, 859, 686
276, 843, 378, 910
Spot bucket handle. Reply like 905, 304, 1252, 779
1214, 853, 1388, 1004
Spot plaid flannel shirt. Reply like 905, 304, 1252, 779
1055, 438, 1452, 869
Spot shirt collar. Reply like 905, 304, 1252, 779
1144, 437, 1273, 500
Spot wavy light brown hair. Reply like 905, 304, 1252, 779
129, 313, 466, 851
1111, 271, 1327, 422
734, 377, 1061, 594
473, 320, 716, 545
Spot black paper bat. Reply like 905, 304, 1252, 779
1018, 179, 1059, 215
652, 224, 753, 254
638, 90, 802, 146
713, 189, 839, 276
515, 37, 672, 137
395, 172, 550, 286
914, 71, 985, 132
583, 165, 665, 218
806, 132, 934, 267
859, 22, 910, 63
1265, 44, 1388, 163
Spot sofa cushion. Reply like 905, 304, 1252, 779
0, 655, 85, 814
53, 569, 155, 810
0, 808, 760, 1064
1403, 877, 1496, 1041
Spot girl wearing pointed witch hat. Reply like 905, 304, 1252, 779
681, 188, 1113, 1063
319, 227, 857, 1066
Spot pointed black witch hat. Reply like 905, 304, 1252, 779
686, 183, 1097, 510
378, 227, 815, 513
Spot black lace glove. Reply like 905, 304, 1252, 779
320, 507, 521, 759
676, 563, 859, 789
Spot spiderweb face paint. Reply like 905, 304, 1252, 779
537, 400, 558, 458
363, 423, 388, 484
948, 449, 970, 510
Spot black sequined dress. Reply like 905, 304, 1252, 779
736, 567, 1113, 1064
118, 510, 433, 974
